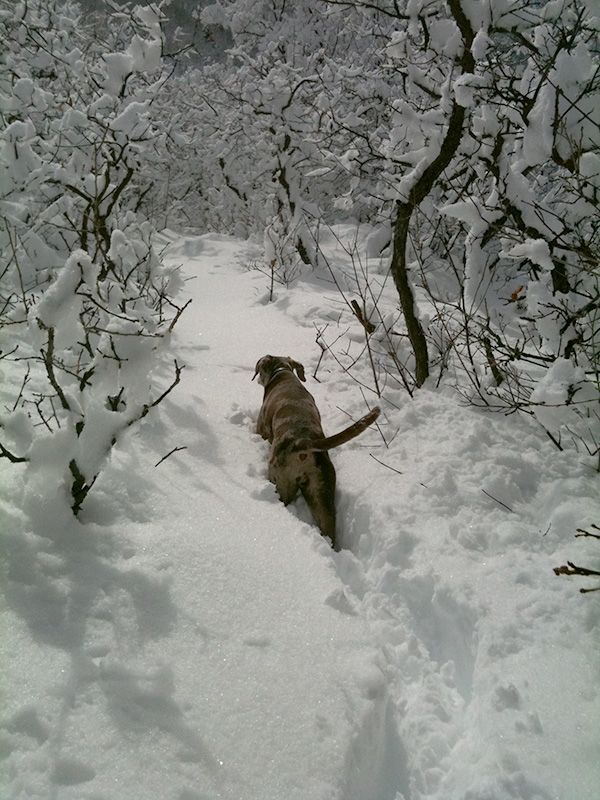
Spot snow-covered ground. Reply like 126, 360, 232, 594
1, 230, 599, 800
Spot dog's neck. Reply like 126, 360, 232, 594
264, 366, 294, 388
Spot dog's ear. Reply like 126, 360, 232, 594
252, 355, 265, 381
252, 355, 273, 381
290, 359, 306, 382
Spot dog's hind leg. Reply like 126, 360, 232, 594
301, 459, 337, 549
269, 464, 300, 506
302, 484, 337, 548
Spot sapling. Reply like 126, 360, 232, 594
0, 0, 188, 515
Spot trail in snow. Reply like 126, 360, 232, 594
1, 230, 599, 800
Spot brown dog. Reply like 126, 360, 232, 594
253, 355, 380, 550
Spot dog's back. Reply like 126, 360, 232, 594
257, 369, 324, 445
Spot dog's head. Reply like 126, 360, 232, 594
252, 355, 306, 386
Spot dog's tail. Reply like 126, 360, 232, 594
294, 407, 380, 453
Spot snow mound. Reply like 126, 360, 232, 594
2, 232, 598, 800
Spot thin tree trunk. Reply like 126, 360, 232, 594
389, 0, 475, 388
390, 204, 430, 387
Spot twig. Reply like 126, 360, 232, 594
38, 322, 71, 411
127, 359, 184, 427
313, 324, 328, 381
0, 441, 28, 463
369, 453, 403, 474
482, 335, 505, 386
575, 525, 600, 540
155, 446, 187, 467
11, 364, 31, 411
350, 299, 376, 334
481, 488, 514, 512
167, 297, 192, 333
553, 561, 600, 578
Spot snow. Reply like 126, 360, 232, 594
452, 75, 488, 108
35, 250, 85, 328
504, 238, 555, 272
1, 230, 599, 800
109, 101, 150, 137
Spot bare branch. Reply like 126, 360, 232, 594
0, 441, 28, 463
154, 445, 187, 467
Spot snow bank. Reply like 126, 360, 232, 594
1, 231, 598, 800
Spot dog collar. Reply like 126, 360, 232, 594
265, 366, 293, 387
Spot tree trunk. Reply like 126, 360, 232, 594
389, 0, 475, 389
390, 203, 430, 387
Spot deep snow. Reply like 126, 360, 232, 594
1, 230, 599, 800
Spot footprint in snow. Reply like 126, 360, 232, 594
249, 484, 277, 502
243, 633, 271, 648
324, 587, 358, 616
4, 706, 50, 745
228, 404, 256, 429
51, 757, 96, 786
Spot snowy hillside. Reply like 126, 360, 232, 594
1, 230, 598, 800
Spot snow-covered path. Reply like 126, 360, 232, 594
2, 231, 599, 800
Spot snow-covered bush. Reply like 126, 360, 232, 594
432, 0, 600, 459
193, 0, 599, 461
0, 0, 188, 513
180, 0, 387, 272
16, 0, 592, 467
196, 3, 329, 272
